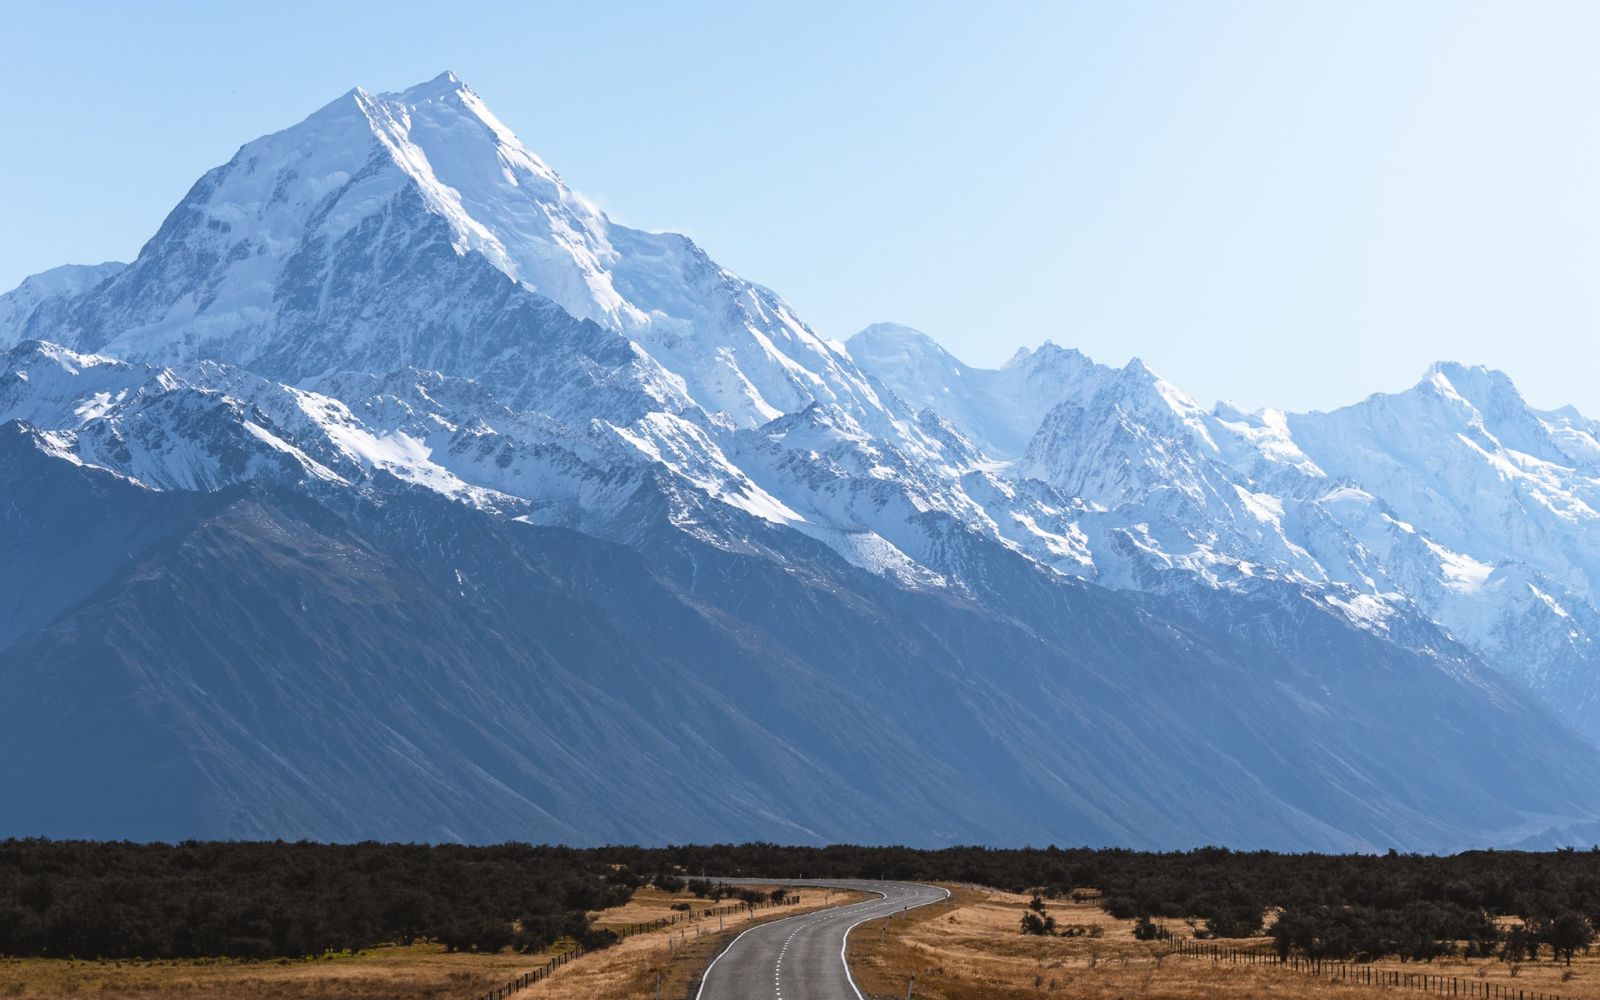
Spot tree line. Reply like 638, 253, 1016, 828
0, 840, 632, 960
6, 840, 1600, 963
592, 843, 1600, 963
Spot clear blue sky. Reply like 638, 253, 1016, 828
6, 1, 1599, 414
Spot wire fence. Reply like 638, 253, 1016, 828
468, 893, 802, 1000
1171, 937, 1569, 1000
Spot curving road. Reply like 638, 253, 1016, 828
695, 879, 949, 1000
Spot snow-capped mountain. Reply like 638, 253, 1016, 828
850, 326, 1600, 739
0, 73, 901, 437
0, 263, 124, 339
848, 323, 1114, 460
0, 72, 1043, 586
4, 74, 1600, 848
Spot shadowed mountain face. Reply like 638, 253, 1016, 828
3, 74, 1600, 849
2, 428, 1595, 849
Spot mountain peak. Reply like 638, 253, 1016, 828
0, 263, 127, 350
847, 324, 957, 366
411, 69, 464, 91
0, 77, 915, 436
391, 70, 478, 107
851, 322, 936, 343
1001, 345, 1033, 369
4, 339, 126, 374
1122, 356, 1155, 378
1112, 357, 1181, 399
1022, 340, 1089, 368
1424, 359, 1513, 390
1417, 361, 1530, 422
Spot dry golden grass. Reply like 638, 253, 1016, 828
1339, 951, 1598, 999
585, 885, 761, 929
0, 944, 532, 1000
523, 887, 870, 1000
849, 886, 1600, 1000
0, 886, 863, 1000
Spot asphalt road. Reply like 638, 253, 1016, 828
695, 879, 949, 1000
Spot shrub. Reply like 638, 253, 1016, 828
685, 878, 716, 898
1132, 916, 1172, 941
652, 873, 685, 894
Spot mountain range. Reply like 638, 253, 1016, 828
3, 73, 1599, 850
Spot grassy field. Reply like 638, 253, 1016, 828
0, 884, 863, 1000
848, 886, 1600, 1000
0, 945, 533, 999
522, 886, 870, 1000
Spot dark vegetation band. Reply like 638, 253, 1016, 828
5, 840, 1600, 962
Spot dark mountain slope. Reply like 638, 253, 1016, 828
3, 438, 1595, 849
0, 422, 235, 647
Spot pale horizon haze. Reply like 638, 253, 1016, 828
4, 0, 1598, 415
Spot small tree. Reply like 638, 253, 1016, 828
1544, 913, 1594, 966
1501, 925, 1536, 963
1020, 894, 1057, 936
